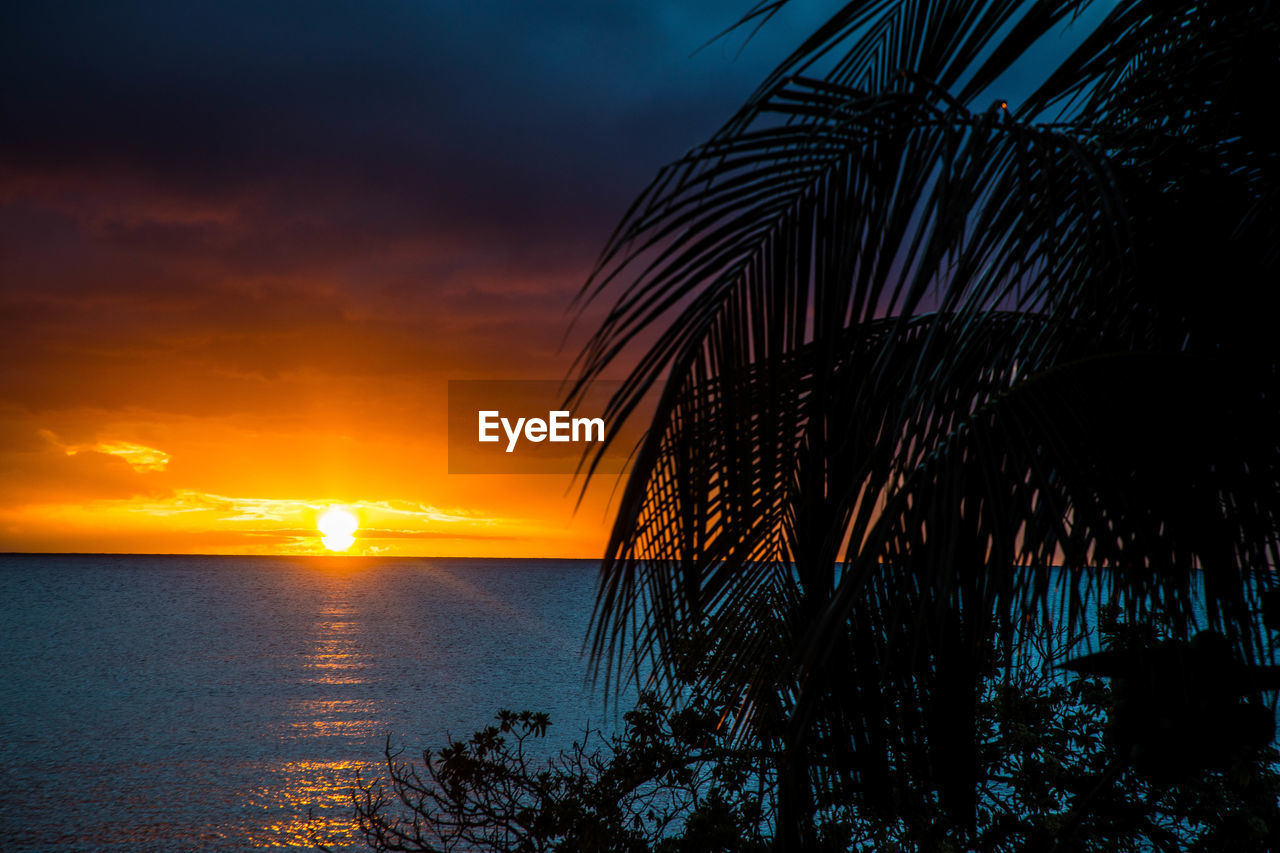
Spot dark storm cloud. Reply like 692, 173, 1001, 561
1, 0, 812, 237
0, 1, 842, 424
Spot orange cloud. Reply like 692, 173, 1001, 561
62, 439, 170, 472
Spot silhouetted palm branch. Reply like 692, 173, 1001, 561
574, 0, 1280, 838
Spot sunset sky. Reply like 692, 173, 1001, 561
0, 0, 1095, 557
0, 1, 848, 556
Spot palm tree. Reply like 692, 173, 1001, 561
572, 1, 1280, 847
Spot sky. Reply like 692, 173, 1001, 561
0, 0, 848, 556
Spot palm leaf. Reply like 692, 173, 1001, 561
573, 0, 1280, 836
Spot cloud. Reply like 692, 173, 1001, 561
237, 527, 517, 542
0, 422, 169, 505
0, 1, 817, 431
0, 1, 791, 242
122, 490, 502, 528
60, 438, 170, 472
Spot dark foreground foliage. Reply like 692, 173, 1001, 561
348, 615, 1280, 853
348, 695, 770, 853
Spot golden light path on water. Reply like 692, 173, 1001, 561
255, 575, 380, 848
242, 563, 544, 849
249, 760, 366, 849
243, 561, 593, 849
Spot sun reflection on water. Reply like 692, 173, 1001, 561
247, 759, 369, 849
253, 590, 383, 848
302, 604, 368, 686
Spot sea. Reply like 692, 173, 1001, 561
0, 555, 614, 851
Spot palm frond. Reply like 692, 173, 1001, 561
573, 0, 1280, 834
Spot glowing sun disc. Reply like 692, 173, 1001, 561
318, 507, 358, 552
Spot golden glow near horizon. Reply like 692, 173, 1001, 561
0, 411, 617, 557
317, 507, 358, 552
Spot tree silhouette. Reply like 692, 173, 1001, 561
572, 1, 1280, 847
350, 618, 1280, 852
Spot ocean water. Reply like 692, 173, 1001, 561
0, 555, 610, 851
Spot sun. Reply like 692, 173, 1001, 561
317, 507, 359, 552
